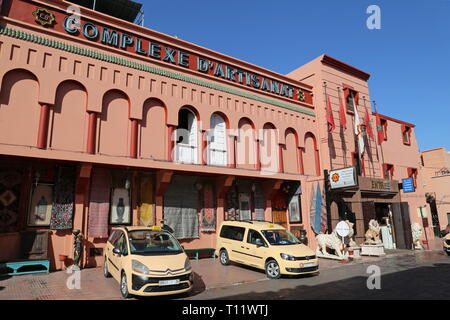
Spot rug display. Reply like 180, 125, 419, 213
88, 168, 112, 238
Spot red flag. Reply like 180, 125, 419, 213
364, 108, 374, 139
326, 95, 335, 132
339, 94, 347, 129
376, 114, 385, 145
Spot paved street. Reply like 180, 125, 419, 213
184, 251, 450, 300
0, 250, 448, 300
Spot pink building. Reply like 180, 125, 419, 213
421, 148, 450, 234
287, 55, 432, 249
0, 0, 321, 270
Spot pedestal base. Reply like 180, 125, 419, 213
317, 252, 349, 260
348, 247, 361, 259
360, 244, 385, 256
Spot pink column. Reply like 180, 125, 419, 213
278, 144, 284, 173
86, 112, 97, 154
228, 135, 236, 168
167, 125, 175, 162
36, 103, 50, 149
130, 119, 139, 158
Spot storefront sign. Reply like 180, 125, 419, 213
370, 179, 392, 191
58, 14, 312, 103
329, 167, 357, 189
402, 178, 415, 193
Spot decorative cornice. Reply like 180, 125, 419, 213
321, 55, 371, 81
0, 26, 315, 117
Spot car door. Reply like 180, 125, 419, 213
108, 231, 126, 280
244, 229, 268, 269
106, 230, 121, 279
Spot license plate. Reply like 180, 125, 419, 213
302, 262, 317, 268
158, 279, 180, 286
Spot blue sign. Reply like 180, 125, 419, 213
402, 178, 415, 193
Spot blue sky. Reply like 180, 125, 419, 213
140, 0, 450, 151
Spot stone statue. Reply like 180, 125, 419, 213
316, 227, 347, 259
73, 229, 83, 267
364, 219, 382, 245
411, 222, 423, 250
345, 220, 358, 248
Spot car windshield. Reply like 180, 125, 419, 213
128, 230, 183, 255
261, 229, 300, 246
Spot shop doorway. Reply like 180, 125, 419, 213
375, 203, 396, 249
391, 202, 413, 250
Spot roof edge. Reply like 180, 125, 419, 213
321, 55, 371, 81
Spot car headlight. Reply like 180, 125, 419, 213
132, 260, 151, 275
280, 253, 296, 261
184, 257, 192, 271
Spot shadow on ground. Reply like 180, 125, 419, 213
213, 262, 450, 300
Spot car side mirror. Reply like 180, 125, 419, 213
113, 247, 122, 255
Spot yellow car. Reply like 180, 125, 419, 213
444, 233, 450, 256
215, 221, 319, 279
103, 226, 193, 298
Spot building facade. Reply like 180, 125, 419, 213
0, 0, 321, 269
0, 0, 438, 271
421, 148, 450, 236
286, 55, 432, 249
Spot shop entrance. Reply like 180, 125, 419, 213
375, 203, 396, 249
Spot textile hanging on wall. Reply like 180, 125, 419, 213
254, 183, 265, 221
88, 168, 112, 238
110, 188, 131, 224
164, 176, 199, 239
50, 166, 75, 230
139, 175, 154, 227
0, 170, 22, 233
201, 184, 216, 232
30, 184, 53, 227
225, 185, 239, 221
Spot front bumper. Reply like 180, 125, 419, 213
444, 246, 450, 252
280, 259, 319, 275
131, 272, 193, 296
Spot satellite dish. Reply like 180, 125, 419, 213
336, 221, 351, 238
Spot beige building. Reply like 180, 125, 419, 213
422, 148, 450, 235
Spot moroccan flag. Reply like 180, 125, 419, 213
364, 107, 374, 139
326, 95, 335, 132
339, 94, 347, 129
376, 114, 385, 145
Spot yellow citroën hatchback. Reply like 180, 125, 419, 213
215, 221, 319, 279
103, 226, 193, 298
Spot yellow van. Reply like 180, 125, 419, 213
103, 226, 193, 298
215, 221, 319, 279
444, 233, 450, 256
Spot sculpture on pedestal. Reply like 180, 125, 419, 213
411, 222, 423, 250
364, 219, 382, 245
316, 223, 352, 260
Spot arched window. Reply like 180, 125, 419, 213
176, 108, 198, 164
236, 118, 256, 169
260, 123, 278, 172
208, 114, 227, 166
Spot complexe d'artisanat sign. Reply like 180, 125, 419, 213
61, 14, 310, 103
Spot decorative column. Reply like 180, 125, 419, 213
297, 147, 305, 175
130, 119, 139, 158
167, 125, 176, 162
86, 112, 97, 154
36, 103, 50, 149
255, 139, 261, 171
228, 135, 236, 168
278, 144, 285, 173
201, 130, 208, 165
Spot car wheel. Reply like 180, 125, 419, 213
103, 258, 111, 278
219, 249, 230, 266
265, 259, 281, 279
120, 272, 132, 299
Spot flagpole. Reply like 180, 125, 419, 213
363, 96, 373, 176
352, 95, 362, 176
323, 81, 333, 171
372, 100, 386, 173
337, 87, 347, 167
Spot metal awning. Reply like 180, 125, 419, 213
66, 0, 142, 23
